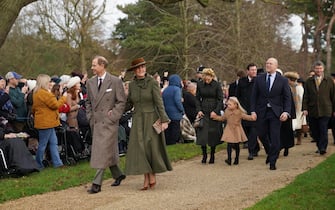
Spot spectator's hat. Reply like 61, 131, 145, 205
197, 66, 205, 73
0, 76, 4, 80
67, 76, 81, 89
276, 69, 283, 75
284, 71, 299, 81
60, 75, 71, 85
27, 79, 37, 91
5, 71, 22, 80
51, 76, 61, 84
127, 57, 146, 71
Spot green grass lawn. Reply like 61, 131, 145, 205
247, 152, 335, 210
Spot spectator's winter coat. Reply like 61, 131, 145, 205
162, 75, 184, 121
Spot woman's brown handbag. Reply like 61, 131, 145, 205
301, 115, 309, 133
152, 119, 162, 134
301, 124, 309, 133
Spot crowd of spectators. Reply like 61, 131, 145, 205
1, 58, 332, 177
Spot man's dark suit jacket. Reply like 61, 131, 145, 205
228, 81, 238, 97
250, 72, 291, 119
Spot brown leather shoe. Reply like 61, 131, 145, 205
87, 184, 101, 194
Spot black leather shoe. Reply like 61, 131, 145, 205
225, 159, 231, 165
247, 154, 254, 160
87, 184, 101, 194
320, 150, 326, 155
111, 175, 126, 186
283, 148, 289, 156
269, 164, 276, 170
201, 154, 207, 164
208, 156, 215, 164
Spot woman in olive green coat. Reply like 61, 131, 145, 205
125, 58, 172, 190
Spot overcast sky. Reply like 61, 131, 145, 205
287, 15, 302, 51
106, 0, 138, 30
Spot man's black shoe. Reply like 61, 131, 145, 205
111, 174, 126, 186
269, 164, 276, 170
247, 154, 253, 160
320, 150, 326, 155
87, 183, 101, 194
283, 148, 289, 156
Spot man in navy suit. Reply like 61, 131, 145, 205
250, 58, 291, 170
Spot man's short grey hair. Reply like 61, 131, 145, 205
313, 60, 325, 68
93, 55, 108, 68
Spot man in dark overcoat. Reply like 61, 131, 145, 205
236, 63, 260, 160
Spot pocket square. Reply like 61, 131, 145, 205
106, 88, 112, 92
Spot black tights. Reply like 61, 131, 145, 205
227, 143, 240, 160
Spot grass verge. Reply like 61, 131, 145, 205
247, 152, 335, 210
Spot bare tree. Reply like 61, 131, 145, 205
0, 0, 211, 50
34, 0, 106, 72
0, 0, 37, 47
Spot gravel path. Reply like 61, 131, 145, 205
1, 136, 334, 210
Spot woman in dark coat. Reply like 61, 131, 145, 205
125, 58, 172, 190
195, 68, 223, 164
280, 72, 298, 156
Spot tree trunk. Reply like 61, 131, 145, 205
234, 0, 241, 70
0, 0, 37, 48
299, 11, 310, 75
326, 10, 335, 72
180, 0, 189, 79
313, 0, 327, 61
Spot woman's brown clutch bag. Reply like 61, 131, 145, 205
153, 119, 162, 134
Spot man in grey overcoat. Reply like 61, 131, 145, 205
86, 55, 127, 194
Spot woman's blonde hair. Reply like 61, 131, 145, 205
202, 68, 216, 78
228, 96, 247, 114
34, 74, 51, 93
